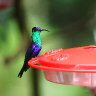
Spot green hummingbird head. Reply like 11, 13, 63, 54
31, 27, 49, 46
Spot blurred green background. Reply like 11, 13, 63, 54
0, 0, 96, 96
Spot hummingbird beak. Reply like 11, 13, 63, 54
41, 29, 49, 32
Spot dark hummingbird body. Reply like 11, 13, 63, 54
18, 27, 49, 78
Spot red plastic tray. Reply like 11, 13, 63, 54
28, 45, 96, 72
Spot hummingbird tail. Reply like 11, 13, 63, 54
18, 63, 29, 78
18, 66, 25, 78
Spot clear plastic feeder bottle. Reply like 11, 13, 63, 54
28, 45, 96, 88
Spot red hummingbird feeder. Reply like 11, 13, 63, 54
28, 45, 96, 88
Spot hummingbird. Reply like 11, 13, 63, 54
18, 27, 49, 78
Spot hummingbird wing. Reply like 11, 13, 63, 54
18, 42, 41, 78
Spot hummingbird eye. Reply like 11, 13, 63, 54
32, 27, 42, 32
